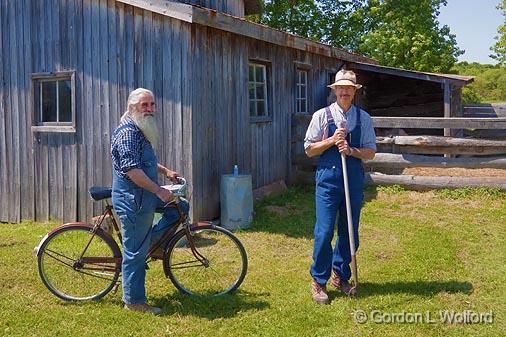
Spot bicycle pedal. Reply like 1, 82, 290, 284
112, 283, 119, 294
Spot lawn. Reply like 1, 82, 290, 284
0, 185, 505, 337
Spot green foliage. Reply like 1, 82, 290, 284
252, 0, 367, 51
256, 0, 463, 72
451, 62, 506, 103
490, 0, 506, 65
357, 0, 463, 72
376, 184, 406, 194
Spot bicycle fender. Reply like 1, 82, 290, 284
33, 222, 96, 257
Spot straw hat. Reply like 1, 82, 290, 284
328, 69, 362, 89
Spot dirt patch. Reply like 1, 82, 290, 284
0, 238, 26, 248
265, 205, 296, 217
402, 167, 506, 177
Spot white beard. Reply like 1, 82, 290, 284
131, 112, 159, 147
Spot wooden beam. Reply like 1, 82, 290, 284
371, 117, 506, 129
292, 114, 506, 129
391, 135, 506, 147
291, 170, 506, 190
364, 153, 506, 169
115, 0, 193, 22
366, 173, 506, 191
443, 80, 451, 137
294, 152, 506, 169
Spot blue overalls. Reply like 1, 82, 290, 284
310, 106, 364, 285
112, 124, 188, 304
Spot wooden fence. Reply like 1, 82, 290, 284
291, 105, 506, 190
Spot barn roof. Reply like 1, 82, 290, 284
115, 0, 377, 64
115, 1, 472, 86
350, 61, 474, 86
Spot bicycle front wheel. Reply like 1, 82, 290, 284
37, 224, 121, 301
163, 225, 247, 296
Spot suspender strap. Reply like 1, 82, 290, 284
325, 106, 334, 125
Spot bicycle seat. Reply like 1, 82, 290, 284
89, 186, 112, 201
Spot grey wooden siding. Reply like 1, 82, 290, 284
1, 0, 346, 224
189, 25, 341, 220
0, 0, 193, 223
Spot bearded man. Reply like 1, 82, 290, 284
111, 88, 188, 314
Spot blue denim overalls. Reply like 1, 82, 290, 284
112, 124, 188, 304
310, 106, 364, 285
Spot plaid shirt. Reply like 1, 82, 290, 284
111, 117, 148, 180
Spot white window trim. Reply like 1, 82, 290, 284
248, 61, 272, 123
296, 68, 308, 114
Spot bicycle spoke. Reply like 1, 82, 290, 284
164, 226, 247, 296
37, 225, 121, 301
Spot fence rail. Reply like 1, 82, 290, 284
291, 111, 506, 190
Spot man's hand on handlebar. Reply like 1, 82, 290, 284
155, 186, 175, 203
165, 169, 179, 183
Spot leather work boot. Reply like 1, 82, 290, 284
311, 279, 330, 304
124, 303, 162, 315
331, 270, 355, 296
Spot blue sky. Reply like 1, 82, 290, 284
438, 0, 503, 64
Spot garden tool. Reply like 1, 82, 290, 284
339, 121, 358, 296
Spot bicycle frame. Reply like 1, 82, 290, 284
36, 179, 248, 300
77, 197, 209, 270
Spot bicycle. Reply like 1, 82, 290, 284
34, 177, 248, 301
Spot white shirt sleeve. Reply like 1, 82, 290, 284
303, 108, 327, 150
359, 111, 377, 150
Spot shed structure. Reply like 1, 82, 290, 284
0, 0, 469, 224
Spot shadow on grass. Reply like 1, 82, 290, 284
329, 280, 473, 299
153, 290, 270, 319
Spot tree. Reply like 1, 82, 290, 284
357, 0, 463, 72
490, 0, 506, 66
255, 0, 463, 73
254, 0, 368, 51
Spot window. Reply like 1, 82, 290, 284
296, 69, 308, 114
248, 62, 270, 121
32, 71, 75, 132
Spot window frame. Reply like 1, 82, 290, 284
31, 71, 76, 133
295, 64, 311, 115
248, 60, 272, 123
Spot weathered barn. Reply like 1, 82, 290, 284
0, 0, 470, 224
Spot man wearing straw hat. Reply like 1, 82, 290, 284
304, 69, 376, 304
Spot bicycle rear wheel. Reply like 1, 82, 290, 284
37, 224, 121, 301
163, 225, 247, 296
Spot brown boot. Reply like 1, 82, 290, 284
331, 270, 354, 296
311, 279, 330, 304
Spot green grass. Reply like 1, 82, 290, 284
1, 186, 505, 337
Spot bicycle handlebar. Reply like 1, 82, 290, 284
161, 177, 187, 198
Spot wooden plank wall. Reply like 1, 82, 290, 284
190, 25, 340, 220
0, 0, 192, 223
1, 0, 340, 223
